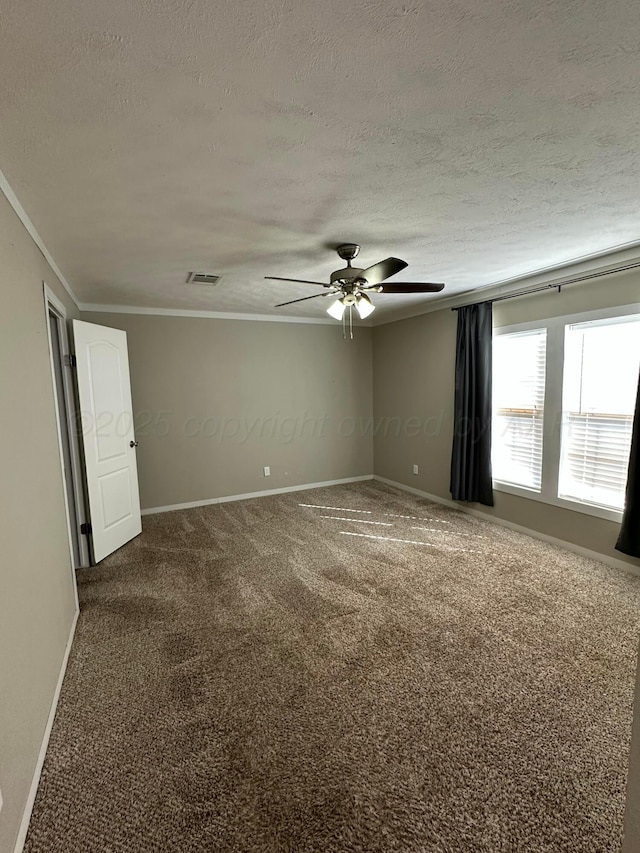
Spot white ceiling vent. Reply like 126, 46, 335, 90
186, 272, 221, 285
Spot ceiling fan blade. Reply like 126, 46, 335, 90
274, 291, 336, 308
265, 277, 328, 287
375, 282, 445, 294
359, 257, 408, 285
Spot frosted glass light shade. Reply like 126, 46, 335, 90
356, 294, 375, 319
327, 299, 346, 320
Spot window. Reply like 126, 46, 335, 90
559, 316, 640, 511
492, 306, 640, 520
492, 329, 547, 490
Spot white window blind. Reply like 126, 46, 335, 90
558, 316, 640, 511
492, 328, 547, 491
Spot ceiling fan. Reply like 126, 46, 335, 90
265, 244, 445, 336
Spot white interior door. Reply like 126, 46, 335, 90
73, 320, 142, 562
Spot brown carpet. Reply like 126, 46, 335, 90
25, 481, 640, 852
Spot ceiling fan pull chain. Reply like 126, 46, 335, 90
349, 304, 353, 339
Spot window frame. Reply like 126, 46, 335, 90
492, 303, 640, 523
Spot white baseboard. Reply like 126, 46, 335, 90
141, 475, 375, 516
13, 607, 79, 853
373, 475, 640, 577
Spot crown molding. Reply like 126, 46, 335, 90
78, 302, 375, 327
374, 238, 640, 326
0, 169, 81, 309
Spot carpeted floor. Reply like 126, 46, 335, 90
25, 481, 640, 852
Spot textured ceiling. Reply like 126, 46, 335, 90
2, 0, 640, 321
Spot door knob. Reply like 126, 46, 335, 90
129, 440, 139, 447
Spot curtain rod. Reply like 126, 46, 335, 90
451, 259, 640, 311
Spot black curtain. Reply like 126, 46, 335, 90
616, 372, 640, 558
450, 302, 494, 506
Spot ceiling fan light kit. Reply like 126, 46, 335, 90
266, 244, 445, 338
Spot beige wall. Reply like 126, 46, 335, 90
373, 307, 457, 499
81, 313, 373, 510
373, 269, 640, 571
0, 192, 79, 851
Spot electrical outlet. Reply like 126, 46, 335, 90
413, 464, 419, 475
263, 466, 270, 477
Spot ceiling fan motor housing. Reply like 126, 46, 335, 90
330, 267, 366, 288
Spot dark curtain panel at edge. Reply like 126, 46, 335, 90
450, 302, 494, 506
616, 372, 640, 558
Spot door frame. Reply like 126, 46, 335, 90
43, 283, 91, 573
